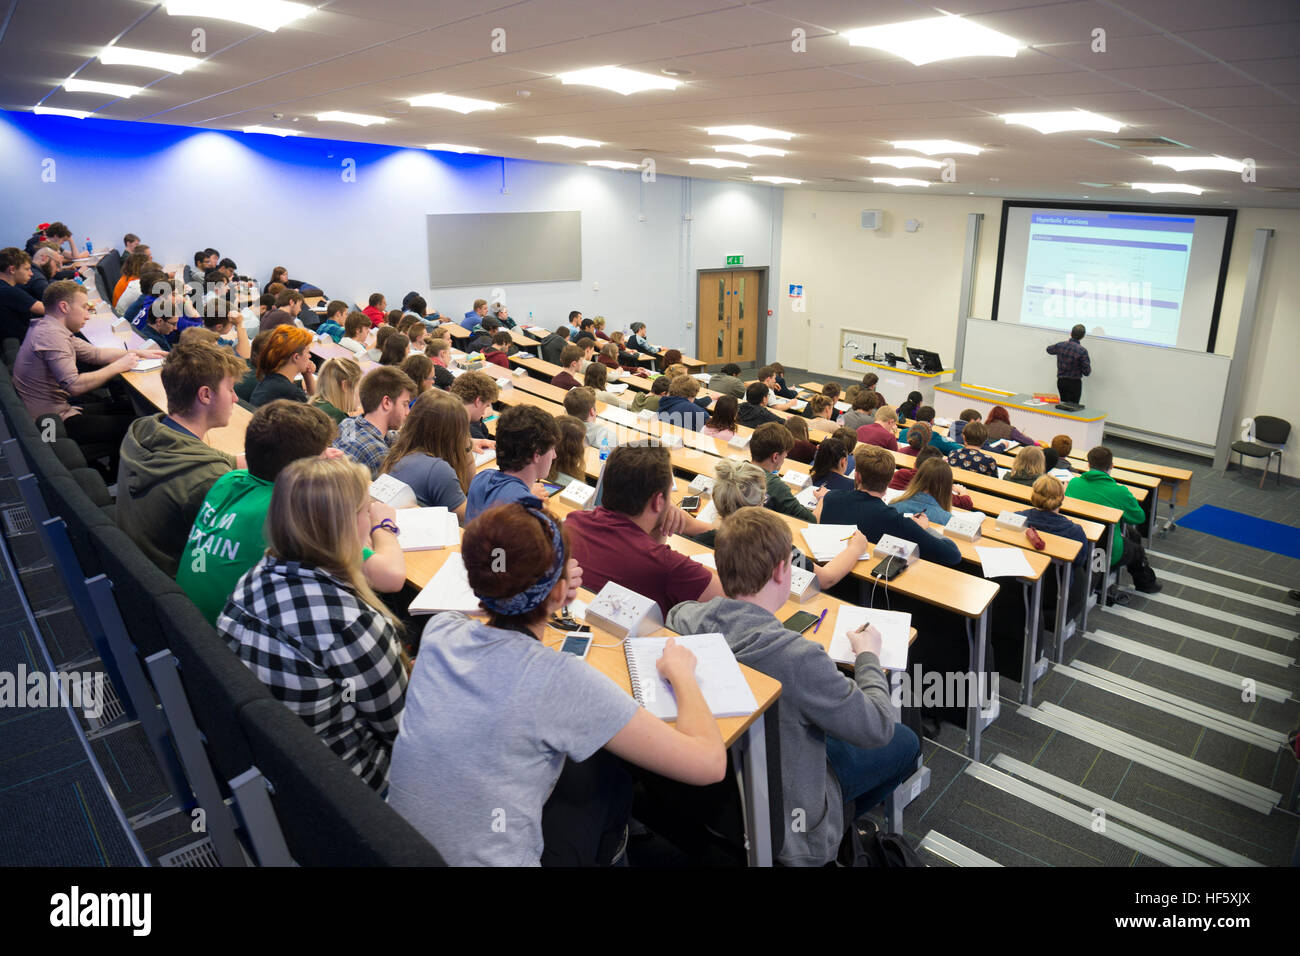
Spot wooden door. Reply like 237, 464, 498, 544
697, 270, 762, 365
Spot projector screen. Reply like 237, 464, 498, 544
991, 201, 1235, 352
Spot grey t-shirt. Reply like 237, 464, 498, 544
386, 612, 639, 866
387, 452, 467, 511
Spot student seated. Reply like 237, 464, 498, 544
574, 336, 598, 372
821, 382, 844, 418
767, 362, 799, 399
890, 457, 963, 524
259, 289, 306, 332
332, 366, 415, 478
577, 317, 597, 341
950, 408, 981, 446
1017, 475, 1089, 617
668, 507, 919, 866
465, 404, 559, 521
381, 392, 473, 520
562, 386, 616, 451
117, 343, 249, 576
694, 459, 865, 588
627, 321, 659, 355
218, 457, 408, 791
310, 356, 361, 424
483, 331, 513, 369
753, 366, 795, 411
857, 404, 901, 451
784, 414, 817, 464
548, 416, 589, 488
1005, 445, 1046, 486
378, 332, 410, 367
700, 394, 740, 441
111, 251, 148, 308
810, 437, 855, 492
490, 301, 515, 329
590, 314, 609, 340
249, 325, 316, 406
831, 426, 859, 475
202, 301, 251, 359
840, 389, 877, 434
861, 371, 878, 392
565, 443, 722, 617
460, 297, 489, 331
447, 370, 500, 449
708, 363, 745, 400
985, 404, 1036, 446
596, 342, 624, 378
582, 361, 629, 409
321, 299, 350, 331
234, 330, 269, 403
366, 324, 396, 363
1067, 446, 1161, 594
464, 314, 499, 353
890, 423, 932, 489
400, 353, 434, 397
657, 374, 711, 431
750, 421, 823, 522
426, 336, 456, 389
363, 292, 387, 328
178, 401, 406, 624
387, 502, 724, 865
805, 394, 838, 434
13, 280, 164, 475
737, 381, 782, 428
138, 298, 179, 351
539, 324, 570, 365
551, 344, 584, 390
399, 315, 429, 353
947, 420, 999, 478
821, 445, 962, 566
631, 373, 670, 413
608, 331, 646, 372
896, 390, 923, 423
1050, 434, 1076, 473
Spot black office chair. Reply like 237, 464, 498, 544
1230, 415, 1290, 488
234, 698, 447, 867
98, 249, 122, 292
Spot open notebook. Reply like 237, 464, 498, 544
826, 606, 911, 671
625, 634, 758, 720
799, 524, 861, 563
395, 507, 459, 551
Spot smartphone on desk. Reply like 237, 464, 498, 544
679, 495, 701, 514
559, 632, 593, 658
782, 610, 820, 634
869, 555, 908, 581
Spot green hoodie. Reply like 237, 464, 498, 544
116, 413, 236, 577
1065, 469, 1145, 565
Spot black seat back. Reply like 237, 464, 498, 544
98, 250, 122, 292
42, 474, 112, 578
1254, 415, 1291, 445
237, 698, 446, 867
88, 523, 183, 659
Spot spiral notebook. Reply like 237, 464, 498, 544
624, 633, 757, 720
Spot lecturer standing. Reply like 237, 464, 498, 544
1046, 324, 1091, 404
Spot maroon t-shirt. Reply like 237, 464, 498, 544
551, 370, 581, 390
565, 508, 713, 618
856, 422, 900, 452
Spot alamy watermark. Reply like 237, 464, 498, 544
0, 665, 105, 720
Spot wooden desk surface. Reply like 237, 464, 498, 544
980, 446, 1156, 500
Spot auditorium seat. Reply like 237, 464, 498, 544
88, 524, 184, 660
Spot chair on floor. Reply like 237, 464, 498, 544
1230, 416, 1290, 488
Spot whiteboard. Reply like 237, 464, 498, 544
426, 211, 581, 286
961, 318, 1229, 446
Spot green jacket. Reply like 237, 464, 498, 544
1066, 469, 1145, 565
116, 414, 236, 577
631, 391, 660, 413
765, 469, 816, 523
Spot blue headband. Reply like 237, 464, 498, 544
479, 508, 566, 617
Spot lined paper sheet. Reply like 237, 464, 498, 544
625, 634, 757, 720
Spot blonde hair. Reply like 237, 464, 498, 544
1030, 474, 1064, 511
312, 357, 361, 417
710, 458, 767, 518
663, 363, 687, 381
894, 457, 954, 512
874, 404, 898, 424
178, 327, 219, 347
381, 392, 473, 492
668, 375, 700, 398
1011, 445, 1046, 478
266, 458, 402, 633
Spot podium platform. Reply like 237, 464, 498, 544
851, 357, 954, 405
932, 382, 1106, 450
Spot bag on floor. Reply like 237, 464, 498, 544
837, 817, 925, 867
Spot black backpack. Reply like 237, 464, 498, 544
837, 818, 926, 867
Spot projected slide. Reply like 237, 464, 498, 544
1020, 212, 1193, 347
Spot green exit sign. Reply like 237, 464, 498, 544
725, 254, 744, 266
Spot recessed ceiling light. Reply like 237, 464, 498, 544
753, 176, 803, 185
244, 125, 299, 136
557, 66, 680, 95
165, 0, 311, 32
1148, 155, 1245, 173
1131, 182, 1204, 195
706, 125, 794, 142
871, 177, 931, 187
98, 46, 201, 74
63, 78, 141, 97
426, 143, 482, 153
586, 160, 639, 170
866, 155, 943, 169
688, 158, 750, 168
33, 106, 91, 119
408, 92, 500, 113
843, 14, 1022, 66
1001, 110, 1123, 134
714, 144, 786, 158
890, 139, 981, 155
535, 136, 603, 148
660, 67, 692, 78
317, 111, 386, 126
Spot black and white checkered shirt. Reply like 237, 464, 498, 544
217, 556, 407, 790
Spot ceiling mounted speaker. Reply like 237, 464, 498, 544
861, 209, 882, 230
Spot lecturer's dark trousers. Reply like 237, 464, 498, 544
1057, 377, 1082, 404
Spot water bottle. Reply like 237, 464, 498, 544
85, 238, 93, 254
599, 435, 610, 461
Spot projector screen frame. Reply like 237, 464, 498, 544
989, 199, 1237, 353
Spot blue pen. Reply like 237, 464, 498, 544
812, 607, 828, 634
